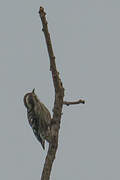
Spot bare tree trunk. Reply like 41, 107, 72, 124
39, 7, 64, 180
39, 7, 85, 180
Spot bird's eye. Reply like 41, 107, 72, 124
30, 118, 33, 124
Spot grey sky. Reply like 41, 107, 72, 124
0, 0, 120, 179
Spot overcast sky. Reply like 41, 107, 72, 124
0, 0, 120, 180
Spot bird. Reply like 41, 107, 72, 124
23, 89, 51, 149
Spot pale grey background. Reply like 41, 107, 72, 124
0, 0, 120, 180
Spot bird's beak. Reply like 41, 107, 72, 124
32, 88, 35, 93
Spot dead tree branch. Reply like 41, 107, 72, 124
39, 6, 85, 180
39, 7, 64, 180
63, 99, 85, 106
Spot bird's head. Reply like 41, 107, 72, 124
23, 88, 36, 110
